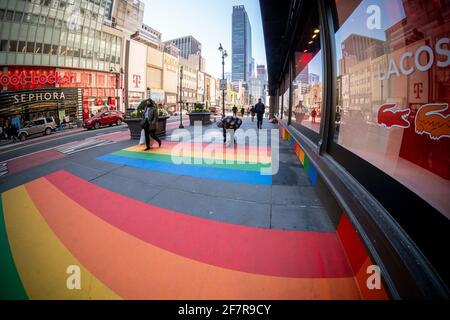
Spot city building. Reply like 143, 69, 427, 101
146, 45, 164, 105
131, 23, 162, 49
0, 0, 124, 124
256, 64, 267, 82
125, 39, 147, 110
162, 42, 180, 58
162, 51, 178, 109
107, 0, 145, 34
224, 72, 232, 83
178, 57, 198, 107
164, 35, 202, 60
232, 5, 252, 83
256, 64, 268, 103
188, 53, 205, 72
197, 70, 205, 104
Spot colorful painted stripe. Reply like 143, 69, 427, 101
111, 150, 267, 172
0, 196, 28, 300
45, 170, 354, 279
2, 186, 121, 300
98, 141, 273, 185
124, 143, 272, 164
23, 176, 360, 299
98, 154, 273, 185
337, 214, 389, 300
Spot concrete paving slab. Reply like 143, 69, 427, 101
112, 165, 182, 187
168, 175, 272, 204
271, 185, 323, 207
149, 188, 271, 228
271, 205, 335, 232
91, 173, 164, 203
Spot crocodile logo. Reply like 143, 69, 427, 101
415, 103, 450, 140
377, 103, 411, 129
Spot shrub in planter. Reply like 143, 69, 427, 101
188, 103, 212, 125
125, 100, 169, 139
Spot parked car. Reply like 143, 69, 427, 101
209, 107, 219, 115
172, 110, 188, 116
84, 110, 124, 130
18, 117, 56, 141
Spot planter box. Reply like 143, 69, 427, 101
189, 112, 212, 126
294, 113, 306, 123
125, 116, 169, 140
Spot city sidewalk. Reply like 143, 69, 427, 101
0, 117, 362, 300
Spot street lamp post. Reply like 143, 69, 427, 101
218, 43, 228, 118
179, 65, 184, 129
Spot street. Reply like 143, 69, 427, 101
0, 115, 188, 163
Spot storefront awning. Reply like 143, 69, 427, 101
259, 0, 294, 96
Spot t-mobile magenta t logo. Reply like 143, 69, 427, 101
133, 74, 141, 88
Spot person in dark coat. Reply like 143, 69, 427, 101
255, 99, 265, 129
142, 99, 161, 151
9, 123, 18, 142
232, 105, 238, 117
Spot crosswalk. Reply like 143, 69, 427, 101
0, 161, 8, 177
55, 138, 115, 155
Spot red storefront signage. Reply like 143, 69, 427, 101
415, 103, 450, 141
95, 98, 104, 106
377, 104, 411, 129
0, 70, 74, 86
377, 102, 450, 140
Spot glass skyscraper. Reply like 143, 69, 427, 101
232, 5, 252, 83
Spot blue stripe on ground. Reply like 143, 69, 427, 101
97, 154, 272, 185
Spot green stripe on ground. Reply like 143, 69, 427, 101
0, 195, 28, 300
304, 156, 310, 174
113, 150, 270, 172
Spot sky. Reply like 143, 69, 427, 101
142, 0, 267, 79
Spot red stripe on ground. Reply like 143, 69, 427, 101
337, 214, 369, 273
46, 170, 354, 278
7, 149, 65, 174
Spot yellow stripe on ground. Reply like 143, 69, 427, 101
2, 185, 121, 300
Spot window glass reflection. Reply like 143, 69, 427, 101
333, 0, 450, 216
291, 3, 323, 134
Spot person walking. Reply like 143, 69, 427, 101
250, 105, 256, 122
142, 99, 162, 151
9, 123, 18, 142
240, 107, 245, 117
311, 107, 317, 124
255, 99, 265, 129
232, 105, 238, 117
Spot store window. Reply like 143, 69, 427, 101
282, 86, 290, 119
333, 0, 450, 217
291, 2, 323, 135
